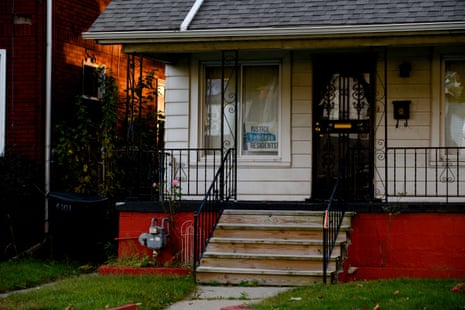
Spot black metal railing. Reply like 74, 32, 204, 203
322, 161, 347, 284
193, 148, 236, 279
115, 147, 224, 200
386, 147, 465, 201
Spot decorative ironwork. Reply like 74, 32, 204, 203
320, 82, 336, 119
440, 165, 456, 183
385, 147, 465, 201
314, 69, 373, 201
221, 51, 239, 153
351, 78, 367, 119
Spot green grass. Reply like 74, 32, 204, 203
251, 278, 465, 310
0, 273, 195, 310
0, 258, 195, 309
0, 258, 80, 293
1, 259, 464, 309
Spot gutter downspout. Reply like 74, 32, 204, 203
180, 0, 204, 31
44, 0, 52, 236
13, 0, 52, 260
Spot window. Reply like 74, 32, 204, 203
0, 49, 6, 157
444, 59, 465, 154
82, 59, 105, 100
204, 63, 280, 156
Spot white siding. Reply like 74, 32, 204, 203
165, 59, 190, 149
162, 47, 464, 202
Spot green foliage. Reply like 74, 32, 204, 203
106, 255, 156, 268
53, 67, 120, 197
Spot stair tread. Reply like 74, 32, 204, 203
222, 209, 356, 217
217, 223, 351, 230
209, 237, 345, 246
223, 210, 326, 216
209, 237, 333, 245
203, 251, 336, 260
196, 266, 335, 275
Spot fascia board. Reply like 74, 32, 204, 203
82, 22, 465, 44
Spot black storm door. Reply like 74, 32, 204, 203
312, 55, 375, 201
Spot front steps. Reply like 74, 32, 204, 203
195, 209, 354, 286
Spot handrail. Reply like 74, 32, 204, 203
322, 160, 347, 284
193, 148, 236, 279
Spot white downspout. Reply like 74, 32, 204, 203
180, 0, 204, 31
44, 0, 52, 235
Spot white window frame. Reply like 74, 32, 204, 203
193, 54, 291, 166
432, 49, 465, 162
0, 49, 6, 157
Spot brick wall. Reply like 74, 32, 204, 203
0, 0, 45, 160
0, 0, 165, 162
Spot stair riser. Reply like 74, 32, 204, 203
213, 228, 348, 242
206, 242, 342, 257
220, 213, 352, 227
196, 272, 324, 286
200, 257, 336, 271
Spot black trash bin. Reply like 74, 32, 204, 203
47, 192, 111, 262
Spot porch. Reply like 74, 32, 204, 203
115, 145, 465, 285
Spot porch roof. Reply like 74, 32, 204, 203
83, 0, 465, 52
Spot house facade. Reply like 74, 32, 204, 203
84, 0, 465, 281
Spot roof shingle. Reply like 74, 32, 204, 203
87, 0, 465, 33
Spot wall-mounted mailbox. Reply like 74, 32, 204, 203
393, 100, 411, 128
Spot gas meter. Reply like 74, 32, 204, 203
138, 217, 170, 251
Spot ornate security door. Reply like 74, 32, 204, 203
312, 56, 374, 201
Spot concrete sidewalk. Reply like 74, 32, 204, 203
166, 285, 292, 310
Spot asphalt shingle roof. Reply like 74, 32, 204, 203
88, 0, 465, 33
87, 0, 195, 32
190, 0, 465, 29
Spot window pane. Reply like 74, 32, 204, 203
204, 67, 237, 150
445, 61, 465, 150
242, 65, 279, 155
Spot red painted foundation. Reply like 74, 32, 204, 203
117, 211, 194, 266
342, 213, 465, 281
118, 210, 465, 281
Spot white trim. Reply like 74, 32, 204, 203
83, 21, 465, 42
0, 49, 6, 157
180, 0, 204, 32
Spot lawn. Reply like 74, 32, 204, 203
1, 258, 464, 309
252, 278, 465, 310
0, 258, 195, 310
